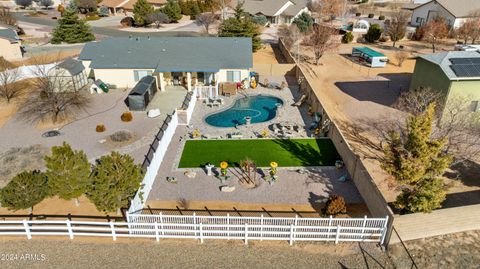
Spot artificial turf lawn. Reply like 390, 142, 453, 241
178, 139, 340, 168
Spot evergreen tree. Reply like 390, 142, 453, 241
44, 142, 91, 205
51, 9, 95, 44
292, 12, 313, 33
86, 152, 143, 213
218, 2, 261, 52
133, 0, 154, 26
365, 23, 383, 43
163, 0, 182, 22
190, 1, 201, 18
395, 178, 447, 213
0, 171, 49, 211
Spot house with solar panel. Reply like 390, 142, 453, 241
410, 51, 480, 115
78, 37, 253, 91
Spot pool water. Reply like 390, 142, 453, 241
205, 95, 284, 128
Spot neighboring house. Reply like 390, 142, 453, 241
236, 0, 309, 25
48, 58, 89, 92
100, 0, 166, 15
410, 0, 480, 28
78, 37, 253, 91
0, 27, 22, 61
410, 51, 480, 117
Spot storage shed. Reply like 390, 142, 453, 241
352, 47, 388, 68
127, 75, 157, 111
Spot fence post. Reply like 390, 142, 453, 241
193, 213, 197, 237
244, 223, 248, 245
23, 220, 31, 240
110, 222, 116, 241
335, 225, 341, 244
66, 219, 74, 239
260, 214, 263, 241
380, 216, 389, 245
361, 215, 367, 240
159, 212, 164, 236
154, 222, 160, 242
199, 222, 204, 244
289, 224, 294, 246
327, 215, 333, 239
227, 213, 230, 240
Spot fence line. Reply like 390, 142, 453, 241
0, 215, 388, 245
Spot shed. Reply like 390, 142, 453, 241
127, 75, 157, 111
352, 47, 388, 68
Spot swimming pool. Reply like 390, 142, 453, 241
205, 95, 284, 128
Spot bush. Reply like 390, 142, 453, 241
379, 36, 388, 42
121, 111, 133, 122
98, 6, 109, 17
0, 170, 49, 211
365, 23, 382, 43
395, 178, 446, 213
355, 12, 361, 17
411, 26, 424, 41
85, 14, 100, 21
120, 16, 134, 27
292, 12, 313, 33
324, 195, 347, 216
96, 124, 106, 132
342, 32, 354, 43
379, 15, 385, 20
368, 13, 374, 18
252, 14, 268, 26
110, 130, 133, 142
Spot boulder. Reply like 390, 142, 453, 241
220, 185, 235, 192
148, 109, 161, 118
184, 171, 196, 178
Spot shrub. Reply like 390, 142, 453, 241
342, 32, 354, 43
98, 6, 109, 17
292, 12, 313, 33
355, 12, 361, 17
0, 170, 49, 211
368, 13, 374, 18
379, 15, 385, 20
252, 14, 267, 26
110, 130, 133, 142
85, 14, 100, 21
120, 16, 134, 27
96, 124, 106, 132
365, 23, 383, 43
379, 36, 389, 42
324, 195, 347, 216
121, 111, 133, 122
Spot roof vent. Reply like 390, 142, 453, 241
129, 35, 132, 39
136, 37, 139, 42
162, 48, 166, 52
147, 35, 150, 40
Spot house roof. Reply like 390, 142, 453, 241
79, 37, 253, 72
415, 0, 480, 18
122, 0, 166, 9
0, 28, 19, 42
57, 58, 85, 76
242, 0, 291, 17
100, 0, 128, 8
420, 51, 480, 80
283, 0, 309, 17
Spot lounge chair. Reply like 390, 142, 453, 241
293, 95, 307, 107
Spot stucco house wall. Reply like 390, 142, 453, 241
0, 38, 22, 61
410, 57, 452, 95
216, 69, 250, 83
447, 80, 480, 111
411, 1, 458, 28
93, 68, 155, 89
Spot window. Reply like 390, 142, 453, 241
134, 70, 152, 82
416, 17, 425, 25
226, 71, 241, 82
470, 101, 480, 112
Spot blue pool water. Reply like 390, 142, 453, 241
205, 95, 284, 128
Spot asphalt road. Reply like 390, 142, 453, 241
12, 13, 201, 37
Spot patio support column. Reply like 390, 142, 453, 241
159, 72, 166, 91
187, 72, 192, 92
214, 73, 219, 97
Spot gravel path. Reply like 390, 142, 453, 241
0, 239, 393, 269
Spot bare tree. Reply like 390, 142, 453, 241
305, 23, 339, 65
394, 50, 409, 67
0, 58, 23, 103
20, 57, 89, 124
213, 0, 233, 20
309, 0, 345, 22
422, 17, 449, 53
196, 13, 217, 34
386, 11, 409, 47
278, 24, 301, 51
146, 11, 170, 29
456, 11, 480, 44
0, 7, 17, 26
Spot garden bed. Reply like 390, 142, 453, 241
178, 138, 340, 168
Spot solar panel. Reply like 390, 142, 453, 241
470, 58, 480, 64
451, 64, 480, 77
450, 58, 471, 64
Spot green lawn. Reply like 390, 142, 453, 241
178, 139, 340, 168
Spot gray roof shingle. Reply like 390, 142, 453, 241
79, 37, 253, 72
420, 51, 480, 79
57, 58, 85, 76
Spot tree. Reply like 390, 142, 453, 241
0, 58, 23, 103
422, 17, 449, 53
0, 171, 49, 211
251, 14, 267, 26
190, 1, 201, 18
162, 0, 182, 23
67, 0, 79, 13
0, 7, 17, 26
51, 9, 95, 44
44, 142, 91, 206
77, 0, 97, 13
305, 24, 339, 65
98, 6, 109, 17
278, 24, 301, 51
15, 0, 32, 9
133, 0, 154, 26
20, 57, 90, 124
218, 2, 261, 52
456, 20, 474, 44
86, 152, 143, 213
212, 0, 232, 20
309, 0, 345, 21
40, 0, 54, 9
394, 50, 409, 67
292, 12, 314, 33
147, 11, 170, 28
195, 12, 216, 34
395, 177, 447, 213
341, 32, 354, 43
386, 11, 408, 47
365, 23, 382, 43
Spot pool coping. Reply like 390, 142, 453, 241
201, 93, 287, 129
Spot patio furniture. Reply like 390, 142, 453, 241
147, 109, 160, 118
293, 95, 307, 107
230, 132, 243, 139
220, 82, 237, 96
166, 177, 177, 183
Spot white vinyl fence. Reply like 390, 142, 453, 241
126, 213, 389, 245
0, 215, 388, 245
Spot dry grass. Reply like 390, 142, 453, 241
11, 50, 82, 67
0, 145, 48, 188
0, 79, 36, 127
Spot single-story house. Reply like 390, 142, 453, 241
0, 27, 22, 61
410, 51, 480, 116
235, 0, 310, 25
100, 0, 166, 15
48, 58, 89, 92
410, 0, 480, 28
78, 37, 253, 91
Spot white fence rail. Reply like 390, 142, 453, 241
0, 215, 388, 245
126, 213, 389, 245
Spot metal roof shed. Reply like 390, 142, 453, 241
352, 47, 388, 67
127, 76, 157, 111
